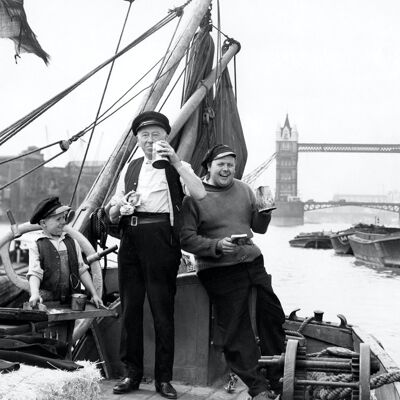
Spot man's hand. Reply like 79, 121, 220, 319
91, 294, 104, 309
113, 191, 136, 209
217, 237, 238, 254
156, 140, 180, 164
29, 293, 43, 308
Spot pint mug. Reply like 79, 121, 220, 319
152, 141, 169, 169
71, 293, 87, 311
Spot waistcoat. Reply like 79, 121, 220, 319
36, 235, 80, 297
124, 157, 184, 238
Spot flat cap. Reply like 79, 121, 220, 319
201, 144, 236, 169
131, 111, 171, 136
30, 196, 71, 225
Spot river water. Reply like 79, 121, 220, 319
256, 222, 400, 366
2, 222, 399, 367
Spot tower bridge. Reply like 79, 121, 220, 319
271, 115, 400, 225
304, 201, 400, 214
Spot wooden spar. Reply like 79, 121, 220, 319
170, 41, 240, 161
71, 0, 212, 233
176, 111, 200, 162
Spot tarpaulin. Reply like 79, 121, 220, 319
0, 0, 49, 64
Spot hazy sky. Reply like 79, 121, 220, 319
1, 0, 400, 200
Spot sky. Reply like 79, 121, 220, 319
1, 0, 400, 201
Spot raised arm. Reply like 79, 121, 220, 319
157, 140, 206, 200
172, 160, 206, 200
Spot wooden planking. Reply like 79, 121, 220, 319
99, 380, 248, 400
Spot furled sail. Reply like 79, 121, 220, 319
172, 21, 246, 178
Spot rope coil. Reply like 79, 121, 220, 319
309, 370, 400, 399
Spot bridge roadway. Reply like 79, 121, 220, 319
303, 201, 400, 214
298, 143, 400, 152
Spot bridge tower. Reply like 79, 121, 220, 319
273, 115, 304, 225
275, 114, 298, 201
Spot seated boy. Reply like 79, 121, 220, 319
27, 196, 103, 308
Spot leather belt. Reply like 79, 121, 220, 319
121, 213, 170, 227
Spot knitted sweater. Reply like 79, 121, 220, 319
180, 179, 271, 271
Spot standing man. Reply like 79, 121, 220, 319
180, 144, 286, 400
108, 111, 206, 398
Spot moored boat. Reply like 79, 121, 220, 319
330, 223, 385, 255
289, 231, 333, 249
349, 230, 400, 268
330, 229, 354, 254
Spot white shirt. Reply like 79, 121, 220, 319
112, 157, 193, 226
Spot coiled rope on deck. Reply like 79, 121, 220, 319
310, 370, 400, 399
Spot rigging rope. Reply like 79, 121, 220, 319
0, 151, 66, 191
0, 140, 62, 166
0, 4, 189, 146
0, 1, 196, 191
158, 35, 199, 112
143, 9, 184, 112
69, 0, 135, 207
69, 57, 164, 143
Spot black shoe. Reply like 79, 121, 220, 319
155, 381, 177, 399
113, 377, 140, 394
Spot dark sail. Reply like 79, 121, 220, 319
172, 24, 247, 178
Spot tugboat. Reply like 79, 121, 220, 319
289, 231, 333, 249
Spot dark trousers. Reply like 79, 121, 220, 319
118, 221, 181, 382
197, 255, 286, 397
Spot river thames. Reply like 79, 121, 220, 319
256, 222, 400, 366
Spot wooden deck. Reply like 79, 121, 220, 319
100, 379, 250, 400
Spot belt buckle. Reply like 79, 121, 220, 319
130, 216, 138, 226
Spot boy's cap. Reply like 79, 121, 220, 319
201, 144, 236, 169
30, 197, 71, 225
131, 111, 171, 136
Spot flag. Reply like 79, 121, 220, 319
0, 0, 49, 64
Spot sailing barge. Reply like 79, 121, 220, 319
0, 0, 399, 399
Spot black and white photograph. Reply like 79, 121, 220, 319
0, 1, 399, 399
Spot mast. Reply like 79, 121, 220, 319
72, 0, 212, 233
171, 41, 240, 161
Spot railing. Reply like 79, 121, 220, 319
303, 201, 400, 213
298, 143, 400, 153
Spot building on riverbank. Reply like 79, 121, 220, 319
0, 147, 103, 222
